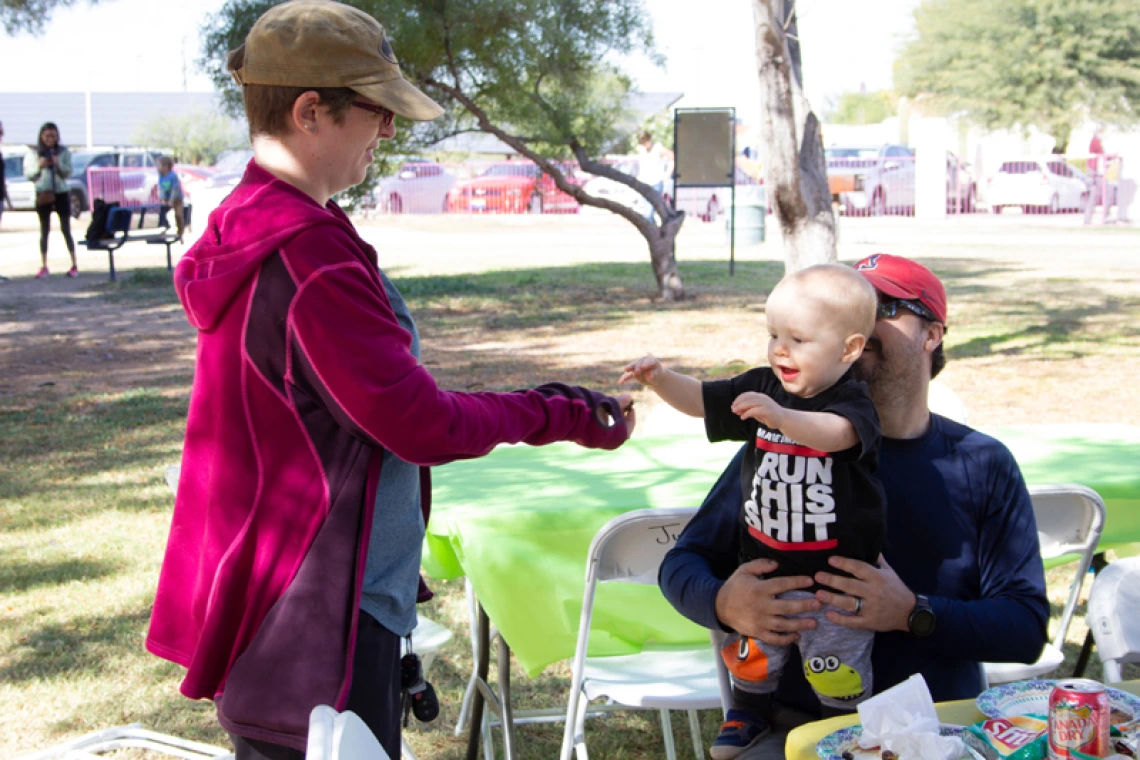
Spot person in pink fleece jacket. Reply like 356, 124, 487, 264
145, 4, 634, 758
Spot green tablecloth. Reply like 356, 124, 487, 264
423, 425, 1140, 676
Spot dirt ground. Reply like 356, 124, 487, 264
2, 209, 1140, 427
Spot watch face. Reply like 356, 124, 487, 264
910, 609, 936, 637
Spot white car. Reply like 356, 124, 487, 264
582, 158, 765, 222
4, 152, 34, 210
987, 158, 1089, 214
375, 161, 456, 214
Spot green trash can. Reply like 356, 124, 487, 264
727, 202, 766, 244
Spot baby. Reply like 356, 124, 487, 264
620, 264, 886, 759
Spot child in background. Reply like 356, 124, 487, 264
620, 264, 886, 759
156, 157, 185, 239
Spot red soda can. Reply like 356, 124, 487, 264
1048, 678, 1110, 758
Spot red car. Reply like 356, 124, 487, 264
447, 161, 581, 214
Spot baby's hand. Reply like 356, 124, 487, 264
619, 355, 664, 387
732, 392, 784, 429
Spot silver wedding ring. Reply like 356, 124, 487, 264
854, 597, 863, 615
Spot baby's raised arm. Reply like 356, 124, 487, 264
731, 393, 858, 452
619, 355, 705, 418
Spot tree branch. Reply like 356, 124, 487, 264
424, 76, 683, 241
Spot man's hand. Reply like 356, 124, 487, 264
814, 554, 916, 633
731, 392, 785, 429
619, 355, 664, 388
715, 558, 819, 646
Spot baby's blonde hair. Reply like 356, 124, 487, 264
773, 264, 878, 338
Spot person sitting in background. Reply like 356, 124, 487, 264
659, 254, 1049, 758
156, 157, 185, 239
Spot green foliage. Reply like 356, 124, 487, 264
131, 107, 247, 166
823, 90, 898, 125
1, 0, 95, 35
895, 0, 1140, 151
198, 0, 659, 159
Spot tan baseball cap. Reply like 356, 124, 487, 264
228, 0, 444, 121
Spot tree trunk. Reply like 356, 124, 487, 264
752, 0, 837, 273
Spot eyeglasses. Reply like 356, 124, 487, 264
877, 298, 939, 323
352, 101, 395, 126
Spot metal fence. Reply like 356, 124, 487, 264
87, 166, 161, 210
360, 157, 766, 223
828, 153, 1123, 222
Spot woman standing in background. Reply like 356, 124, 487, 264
24, 121, 77, 278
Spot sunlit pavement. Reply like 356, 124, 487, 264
0, 206, 1136, 283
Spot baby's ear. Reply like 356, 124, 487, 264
841, 333, 867, 364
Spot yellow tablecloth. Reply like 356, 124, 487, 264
786, 679, 1140, 759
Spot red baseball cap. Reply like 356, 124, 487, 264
853, 253, 947, 325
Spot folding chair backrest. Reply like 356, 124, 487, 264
1087, 556, 1140, 682
1031, 484, 1105, 560
589, 507, 699, 586
1028, 484, 1106, 651
307, 705, 390, 760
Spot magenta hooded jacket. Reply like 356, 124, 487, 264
146, 161, 630, 748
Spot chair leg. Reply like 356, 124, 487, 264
572, 691, 590, 760
687, 709, 703, 759
660, 709, 677, 760
401, 737, 418, 760
1103, 659, 1124, 683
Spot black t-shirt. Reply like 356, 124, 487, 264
702, 368, 885, 587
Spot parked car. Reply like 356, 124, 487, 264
825, 147, 881, 212
4, 152, 35, 210
173, 164, 216, 195
859, 145, 917, 216
581, 158, 764, 222
987, 158, 1088, 214
376, 161, 456, 214
203, 149, 255, 190
946, 151, 978, 213
447, 161, 581, 214
67, 148, 164, 217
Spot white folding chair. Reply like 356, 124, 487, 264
15, 725, 232, 760
307, 706, 390, 760
984, 484, 1106, 684
560, 507, 722, 760
1087, 556, 1140, 683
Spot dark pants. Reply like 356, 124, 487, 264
229, 611, 403, 760
36, 193, 75, 256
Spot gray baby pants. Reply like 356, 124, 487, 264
720, 590, 873, 711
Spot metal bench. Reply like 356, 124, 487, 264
79, 203, 192, 281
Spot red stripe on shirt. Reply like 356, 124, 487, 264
755, 438, 828, 458
748, 524, 837, 551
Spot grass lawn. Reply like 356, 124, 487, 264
2, 215, 1140, 758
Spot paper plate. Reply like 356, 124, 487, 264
815, 724, 978, 760
976, 679, 1140, 726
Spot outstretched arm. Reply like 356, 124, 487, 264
619, 355, 705, 418
732, 393, 858, 452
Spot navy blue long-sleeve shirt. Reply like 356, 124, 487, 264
659, 414, 1049, 715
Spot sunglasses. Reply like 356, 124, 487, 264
352, 101, 395, 126
878, 298, 939, 323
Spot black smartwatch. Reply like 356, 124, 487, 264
908, 594, 936, 637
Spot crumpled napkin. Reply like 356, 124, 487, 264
856, 674, 971, 759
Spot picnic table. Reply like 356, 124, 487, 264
423, 425, 1140, 677
78, 203, 191, 280
785, 678, 1140, 759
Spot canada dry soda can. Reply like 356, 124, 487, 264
1048, 678, 1110, 759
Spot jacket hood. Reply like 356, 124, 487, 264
175, 160, 355, 330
